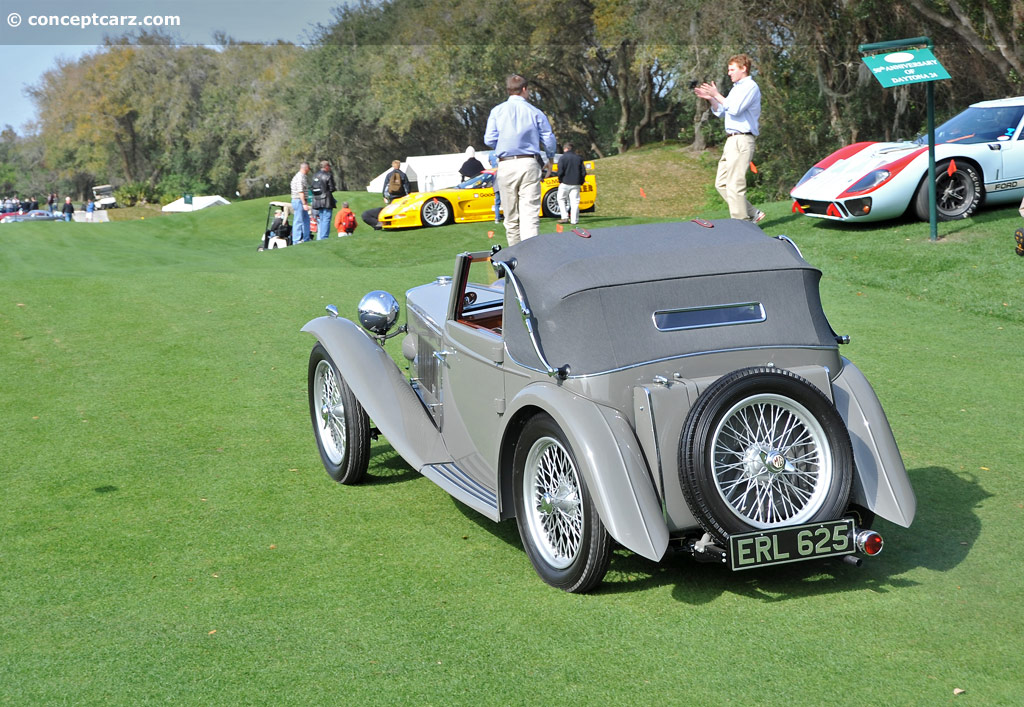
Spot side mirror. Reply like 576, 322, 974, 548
357, 290, 400, 335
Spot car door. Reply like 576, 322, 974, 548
999, 134, 1024, 186
457, 174, 496, 222
988, 106, 1024, 190
437, 253, 506, 493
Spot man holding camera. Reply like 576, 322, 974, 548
695, 54, 765, 224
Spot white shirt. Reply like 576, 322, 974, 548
712, 75, 761, 136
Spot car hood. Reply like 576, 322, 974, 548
796, 141, 926, 194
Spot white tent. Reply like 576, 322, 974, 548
367, 151, 494, 194
161, 195, 231, 212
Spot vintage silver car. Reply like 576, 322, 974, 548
303, 219, 916, 592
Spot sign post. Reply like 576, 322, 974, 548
184, 193, 194, 213
859, 37, 950, 242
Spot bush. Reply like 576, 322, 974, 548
114, 181, 160, 207
156, 174, 211, 205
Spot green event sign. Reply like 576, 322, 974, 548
862, 48, 950, 87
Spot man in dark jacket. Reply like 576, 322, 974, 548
556, 143, 586, 225
382, 160, 410, 204
311, 160, 337, 239
459, 147, 485, 182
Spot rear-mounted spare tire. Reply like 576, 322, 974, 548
679, 367, 853, 543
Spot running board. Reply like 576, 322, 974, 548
420, 463, 500, 521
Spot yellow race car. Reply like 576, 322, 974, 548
378, 162, 596, 229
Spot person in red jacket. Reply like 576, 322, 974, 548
334, 202, 357, 237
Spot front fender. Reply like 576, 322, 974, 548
832, 358, 916, 527
504, 383, 670, 561
302, 316, 451, 469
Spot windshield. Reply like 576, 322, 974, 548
915, 105, 1024, 145
455, 172, 495, 189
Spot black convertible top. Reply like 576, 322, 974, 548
494, 219, 838, 375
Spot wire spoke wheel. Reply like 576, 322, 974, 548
523, 436, 584, 569
313, 359, 347, 464
307, 343, 370, 484
513, 414, 610, 592
680, 367, 853, 541
711, 393, 832, 527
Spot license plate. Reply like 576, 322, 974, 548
728, 519, 855, 571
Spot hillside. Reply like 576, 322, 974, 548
590, 142, 720, 220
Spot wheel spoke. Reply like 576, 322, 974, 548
525, 436, 585, 568
710, 392, 834, 528
314, 360, 347, 464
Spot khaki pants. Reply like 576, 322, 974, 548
715, 134, 757, 220
497, 157, 542, 246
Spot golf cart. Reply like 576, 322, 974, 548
92, 185, 117, 209
260, 201, 293, 250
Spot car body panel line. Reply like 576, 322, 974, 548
503, 343, 838, 380
831, 359, 916, 527
302, 315, 452, 470
504, 382, 670, 561
633, 386, 668, 522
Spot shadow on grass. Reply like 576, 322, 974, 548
450, 496, 524, 547
358, 449, 988, 600
593, 466, 987, 601
364, 446, 419, 485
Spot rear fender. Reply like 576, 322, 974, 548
302, 316, 451, 469
503, 383, 670, 561
832, 359, 916, 527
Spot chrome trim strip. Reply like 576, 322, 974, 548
493, 261, 563, 377
504, 343, 838, 380
424, 463, 498, 509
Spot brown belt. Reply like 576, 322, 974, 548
498, 154, 538, 161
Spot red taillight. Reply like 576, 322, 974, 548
856, 530, 884, 556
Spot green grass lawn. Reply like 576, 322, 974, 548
2, 162, 1023, 704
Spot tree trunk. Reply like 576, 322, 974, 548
691, 102, 710, 152
615, 42, 632, 154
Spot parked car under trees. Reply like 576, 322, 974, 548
302, 220, 916, 592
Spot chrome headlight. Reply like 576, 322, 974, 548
357, 290, 400, 335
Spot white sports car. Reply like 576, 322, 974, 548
790, 96, 1024, 222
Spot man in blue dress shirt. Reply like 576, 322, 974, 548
695, 54, 765, 224
484, 74, 557, 245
